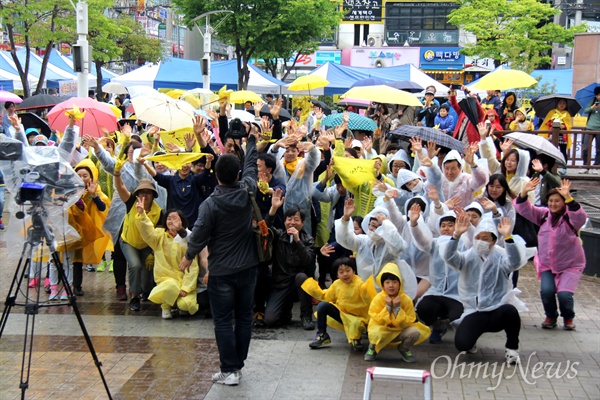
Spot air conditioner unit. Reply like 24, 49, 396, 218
367, 34, 384, 47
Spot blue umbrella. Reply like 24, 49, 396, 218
350, 77, 387, 88
575, 82, 600, 114
322, 112, 377, 131
385, 81, 424, 93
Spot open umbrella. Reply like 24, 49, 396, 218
575, 82, 600, 112
102, 82, 128, 95
322, 112, 377, 131
165, 89, 187, 99
105, 103, 122, 119
385, 81, 424, 93
470, 69, 538, 90
17, 94, 62, 110
337, 98, 371, 108
47, 97, 118, 137
288, 75, 329, 96
127, 85, 160, 99
229, 90, 263, 104
181, 88, 218, 109
229, 109, 255, 123
504, 132, 566, 166
389, 125, 465, 154
310, 99, 331, 115
132, 94, 195, 131
533, 94, 582, 118
350, 77, 387, 88
341, 85, 421, 107
248, 104, 292, 122
0, 90, 22, 103
18, 112, 51, 138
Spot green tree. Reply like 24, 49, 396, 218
0, 0, 72, 97
174, 0, 342, 89
448, 0, 586, 72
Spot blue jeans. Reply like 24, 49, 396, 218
119, 238, 154, 296
582, 133, 600, 166
540, 270, 575, 319
0, 185, 5, 219
208, 266, 258, 373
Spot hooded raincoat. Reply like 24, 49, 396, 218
301, 275, 377, 341
386, 149, 413, 185
135, 211, 199, 314
441, 150, 488, 207
442, 219, 527, 317
367, 262, 431, 353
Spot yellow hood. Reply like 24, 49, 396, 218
75, 158, 99, 181
373, 154, 388, 175
376, 262, 403, 292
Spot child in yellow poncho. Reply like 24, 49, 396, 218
302, 257, 376, 351
364, 262, 430, 363
135, 205, 199, 319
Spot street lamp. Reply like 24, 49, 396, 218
69, 0, 89, 98
191, 10, 233, 90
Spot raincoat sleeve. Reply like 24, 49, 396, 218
369, 293, 409, 328
135, 211, 161, 251
383, 197, 406, 233
95, 145, 117, 175
333, 139, 345, 157
305, 147, 321, 176
301, 277, 337, 303
311, 182, 335, 203
565, 200, 588, 230
58, 126, 78, 155
8, 124, 26, 145
480, 137, 501, 174
360, 275, 377, 304
241, 136, 258, 192
504, 239, 527, 273
513, 196, 546, 226
443, 237, 467, 272
335, 217, 360, 253
409, 217, 433, 253
424, 163, 443, 198
468, 163, 488, 193
379, 219, 406, 255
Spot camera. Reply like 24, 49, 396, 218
228, 118, 247, 139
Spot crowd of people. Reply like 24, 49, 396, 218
0, 85, 591, 387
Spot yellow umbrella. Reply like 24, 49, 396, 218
470, 69, 538, 90
165, 89, 187, 99
341, 85, 422, 107
288, 75, 330, 92
229, 90, 263, 104
181, 89, 218, 109
105, 103, 122, 118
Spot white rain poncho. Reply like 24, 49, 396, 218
385, 149, 412, 185
440, 150, 488, 207
442, 218, 528, 316
335, 207, 417, 298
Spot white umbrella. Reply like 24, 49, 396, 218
127, 85, 160, 99
229, 109, 255, 123
131, 94, 195, 131
102, 82, 128, 94
504, 132, 566, 167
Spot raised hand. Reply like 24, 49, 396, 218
454, 212, 470, 236
464, 142, 478, 166
497, 217, 513, 238
165, 142, 182, 153
426, 141, 440, 159
477, 196, 498, 213
445, 195, 462, 210
408, 203, 421, 224
409, 137, 423, 153
343, 197, 355, 220
320, 244, 335, 257
362, 136, 373, 154
86, 180, 98, 197
344, 136, 353, 149
270, 98, 282, 119
8, 114, 20, 129
521, 177, 540, 196
120, 122, 132, 138
83, 134, 100, 151
271, 188, 285, 209
135, 196, 145, 214
334, 122, 348, 139
205, 153, 214, 169
385, 187, 399, 199
557, 179, 572, 199
343, 111, 350, 123
426, 185, 440, 202
419, 155, 433, 167
500, 138, 513, 155
531, 158, 544, 173
261, 116, 273, 135
253, 101, 264, 117
477, 122, 488, 139
184, 132, 196, 151
193, 115, 207, 136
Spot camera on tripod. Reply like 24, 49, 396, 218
16, 182, 46, 204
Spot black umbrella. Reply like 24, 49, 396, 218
247, 104, 292, 122
458, 96, 481, 128
16, 94, 62, 111
389, 125, 465, 154
18, 112, 51, 138
310, 99, 331, 115
385, 81, 424, 93
533, 94, 582, 118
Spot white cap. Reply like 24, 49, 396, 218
351, 139, 363, 148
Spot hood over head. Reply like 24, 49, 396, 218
396, 168, 421, 189
75, 158, 99, 181
361, 206, 390, 235
465, 201, 484, 216
387, 149, 412, 172
473, 216, 498, 240
376, 262, 404, 291
373, 154, 388, 175
442, 149, 464, 168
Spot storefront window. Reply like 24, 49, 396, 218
385, 2, 459, 45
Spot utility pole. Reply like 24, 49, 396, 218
73, 0, 89, 98
192, 10, 233, 90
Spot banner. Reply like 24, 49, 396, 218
332, 156, 376, 188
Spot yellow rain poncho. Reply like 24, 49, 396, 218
58, 159, 110, 264
302, 275, 377, 341
539, 109, 574, 149
368, 262, 430, 353
135, 212, 199, 314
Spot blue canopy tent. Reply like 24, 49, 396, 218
12, 48, 77, 89
0, 51, 39, 90
50, 49, 118, 86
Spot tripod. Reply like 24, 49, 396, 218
0, 205, 112, 399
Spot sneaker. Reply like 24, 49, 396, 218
44, 278, 51, 293
541, 317, 558, 329
28, 278, 40, 288
0, 219, 4, 230
86, 264, 95, 272
60, 290, 68, 300
48, 285, 59, 300
129, 297, 141, 311
116, 286, 127, 301
364, 345, 377, 361
302, 317, 315, 331
563, 318, 576, 330
579, 169, 589, 174
467, 345, 478, 354
253, 312, 266, 327
398, 349, 416, 363
162, 309, 173, 319
309, 332, 331, 349
351, 339, 364, 351
73, 286, 84, 296
108, 260, 114, 272
212, 371, 239, 386
429, 325, 448, 344
591, 169, 599, 175
96, 260, 107, 272
505, 348, 520, 366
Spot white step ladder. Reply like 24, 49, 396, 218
363, 366, 432, 400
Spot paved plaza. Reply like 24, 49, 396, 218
0, 188, 599, 400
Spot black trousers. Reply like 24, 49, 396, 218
416, 295, 464, 326
316, 301, 342, 333
263, 273, 312, 327
253, 260, 272, 314
112, 240, 127, 289
454, 304, 521, 351
72, 262, 83, 289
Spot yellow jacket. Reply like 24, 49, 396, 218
121, 200, 162, 249
135, 212, 198, 295
539, 109, 573, 149
302, 275, 376, 341
367, 262, 430, 353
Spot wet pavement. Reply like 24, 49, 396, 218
0, 184, 599, 399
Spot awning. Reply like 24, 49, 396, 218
420, 64, 464, 72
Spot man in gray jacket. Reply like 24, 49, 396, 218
179, 125, 259, 387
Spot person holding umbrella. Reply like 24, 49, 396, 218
2, 101, 17, 137
580, 86, 600, 174
538, 98, 574, 172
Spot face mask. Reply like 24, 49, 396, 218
411, 180, 424, 193
473, 239, 492, 257
367, 230, 383, 242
